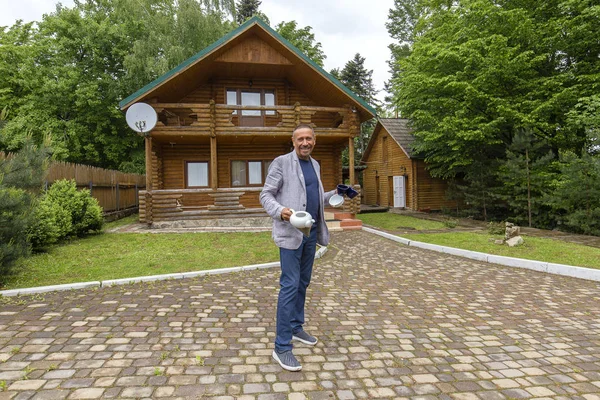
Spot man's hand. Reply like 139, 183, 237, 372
281, 208, 293, 221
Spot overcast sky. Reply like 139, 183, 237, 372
0, 0, 395, 102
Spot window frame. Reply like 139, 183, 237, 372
230, 159, 273, 187
184, 161, 210, 188
225, 88, 277, 116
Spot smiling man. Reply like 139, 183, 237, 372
259, 124, 336, 371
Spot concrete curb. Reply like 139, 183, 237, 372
315, 245, 328, 259
363, 226, 600, 283
0, 262, 282, 297
1, 250, 356, 296
0, 281, 101, 297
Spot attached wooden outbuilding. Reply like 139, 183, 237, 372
120, 17, 376, 225
361, 118, 455, 211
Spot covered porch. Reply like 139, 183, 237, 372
140, 103, 362, 225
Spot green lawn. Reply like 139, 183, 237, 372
358, 213, 447, 231
5, 212, 599, 290
402, 232, 600, 269
2, 231, 279, 290
103, 213, 139, 231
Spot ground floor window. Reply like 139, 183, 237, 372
231, 160, 272, 187
185, 161, 209, 187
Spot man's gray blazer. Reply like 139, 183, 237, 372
260, 150, 336, 250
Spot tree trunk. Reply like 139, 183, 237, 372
526, 148, 532, 227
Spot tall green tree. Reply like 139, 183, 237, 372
335, 53, 380, 161
0, 134, 52, 279
384, 0, 423, 113
0, 22, 38, 119
0, 0, 235, 173
275, 21, 325, 67
122, 0, 234, 95
388, 0, 600, 222
549, 150, 600, 235
496, 130, 556, 227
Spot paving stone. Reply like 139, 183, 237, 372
7, 381, 45, 391
243, 383, 270, 394
30, 391, 68, 400
66, 388, 104, 399
1, 231, 600, 399
119, 387, 153, 398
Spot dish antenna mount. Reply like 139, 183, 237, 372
126, 103, 157, 136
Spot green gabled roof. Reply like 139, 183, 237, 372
119, 16, 377, 117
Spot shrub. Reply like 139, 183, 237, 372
27, 197, 64, 250
74, 189, 103, 235
442, 218, 458, 229
29, 180, 103, 247
487, 221, 505, 235
45, 179, 83, 238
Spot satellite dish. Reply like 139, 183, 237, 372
126, 103, 157, 134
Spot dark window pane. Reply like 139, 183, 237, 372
231, 161, 246, 186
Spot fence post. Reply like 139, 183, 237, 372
116, 183, 120, 211
89, 181, 93, 194
135, 183, 138, 207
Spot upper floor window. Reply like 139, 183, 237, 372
226, 89, 276, 120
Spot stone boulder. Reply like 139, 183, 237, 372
506, 236, 524, 247
505, 222, 521, 240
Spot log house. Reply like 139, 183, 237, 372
119, 17, 376, 225
361, 118, 455, 211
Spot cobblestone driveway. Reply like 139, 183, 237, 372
1, 230, 600, 399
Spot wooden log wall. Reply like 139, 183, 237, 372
153, 141, 343, 210
160, 143, 211, 190
414, 161, 456, 211
362, 132, 414, 209
179, 78, 342, 128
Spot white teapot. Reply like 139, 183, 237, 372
289, 209, 315, 229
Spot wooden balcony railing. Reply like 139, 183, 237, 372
149, 102, 360, 137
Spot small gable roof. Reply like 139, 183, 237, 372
362, 118, 422, 162
119, 17, 376, 122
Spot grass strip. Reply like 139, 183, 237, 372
358, 213, 447, 231
402, 232, 600, 269
3, 231, 278, 290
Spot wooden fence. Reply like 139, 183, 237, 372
46, 162, 146, 213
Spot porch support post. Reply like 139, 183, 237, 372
210, 136, 217, 190
145, 137, 152, 191
348, 136, 355, 185
210, 99, 218, 190
145, 136, 153, 224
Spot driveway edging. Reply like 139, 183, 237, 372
362, 226, 600, 282
0, 262, 282, 297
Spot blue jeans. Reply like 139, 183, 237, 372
275, 227, 317, 352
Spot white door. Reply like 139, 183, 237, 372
393, 176, 406, 208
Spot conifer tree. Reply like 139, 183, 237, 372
336, 53, 380, 161
236, 0, 262, 24
0, 133, 52, 279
